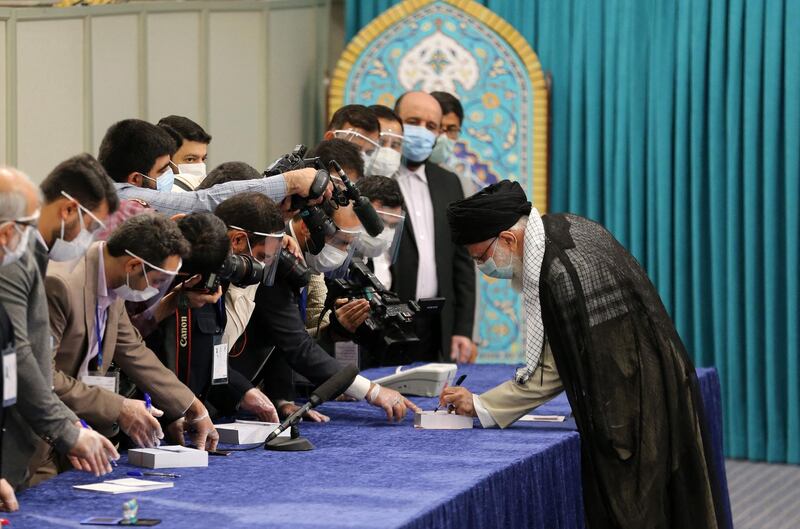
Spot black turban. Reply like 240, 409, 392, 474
447, 180, 532, 245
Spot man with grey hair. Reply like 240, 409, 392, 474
440, 180, 729, 529
0, 167, 119, 501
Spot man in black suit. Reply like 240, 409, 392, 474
390, 91, 476, 363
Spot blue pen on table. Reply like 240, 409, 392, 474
127, 470, 180, 479
80, 419, 117, 467
434, 374, 468, 413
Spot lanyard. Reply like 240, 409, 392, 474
94, 301, 104, 369
299, 287, 308, 323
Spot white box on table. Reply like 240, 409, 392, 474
414, 410, 474, 430
216, 420, 289, 445
128, 445, 208, 469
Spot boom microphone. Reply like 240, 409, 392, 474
353, 196, 385, 237
264, 364, 359, 446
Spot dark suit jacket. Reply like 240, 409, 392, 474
0, 237, 79, 488
231, 281, 344, 395
390, 162, 476, 358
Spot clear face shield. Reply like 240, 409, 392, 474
353, 210, 405, 264
332, 129, 381, 176
304, 227, 360, 279
229, 225, 284, 287
116, 249, 183, 307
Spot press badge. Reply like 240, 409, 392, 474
2, 344, 17, 407
81, 371, 119, 394
211, 341, 228, 385
334, 341, 359, 368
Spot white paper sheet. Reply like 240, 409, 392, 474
73, 478, 174, 494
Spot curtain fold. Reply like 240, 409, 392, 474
344, 0, 800, 464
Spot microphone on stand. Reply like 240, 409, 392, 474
264, 365, 359, 448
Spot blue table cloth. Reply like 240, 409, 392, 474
6, 365, 728, 529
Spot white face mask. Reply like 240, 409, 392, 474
177, 162, 206, 179
355, 226, 396, 258
112, 250, 181, 302
1, 224, 31, 267
49, 194, 106, 262
113, 262, 160, 302
304, 244, 348, 273
367, 147, 402, 177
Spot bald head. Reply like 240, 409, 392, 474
394, 91, 442, 134
0, 166, 41, 220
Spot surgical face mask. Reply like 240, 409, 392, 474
429, 134, 456, 165
1, 224, 30, 267
50, 210, 94, 262
304, 244, 348, 273
355, 226, 396, 258
141, 167, 175, 193
113, 262, 160, 302
477, 239, 514, 279
367, 147, 402, 177
402, 125, 436, 163
177, 162, 206, 179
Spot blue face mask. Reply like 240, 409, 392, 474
141, 167, 175, 193
477, 239, 514, 279
402, 125, 437, 163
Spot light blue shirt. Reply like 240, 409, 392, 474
113, 175, 288, 216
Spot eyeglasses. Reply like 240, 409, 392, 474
472, 237, 498, 264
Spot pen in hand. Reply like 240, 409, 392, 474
434, 374, 468, 414
80, 419, 117, 467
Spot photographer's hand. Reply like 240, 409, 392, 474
152, 275, 222, 323
282, 234, 304, 261
334, 298, 371, 333
283, 168, 333, 202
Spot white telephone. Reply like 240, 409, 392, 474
373, 363, 458, 397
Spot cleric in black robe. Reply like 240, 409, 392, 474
439, 180, 729, 529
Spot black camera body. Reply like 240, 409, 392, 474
264, 145, 335, 254
263, 145, 385, 254
195, 253, 268, 292
324, 260, 444, 365
275, 247, 311, 290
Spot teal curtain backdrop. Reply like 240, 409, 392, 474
344, 0, 800, 463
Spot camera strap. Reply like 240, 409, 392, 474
174, 293, 192, 385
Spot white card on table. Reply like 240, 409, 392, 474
518, 415, 566, 422
73, 478, 174, 494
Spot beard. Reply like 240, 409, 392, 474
510, 254, 524, 293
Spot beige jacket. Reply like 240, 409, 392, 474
45, 244, 195, 430
478, 342, 564, 428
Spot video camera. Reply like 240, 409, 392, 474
263, 145, 384, 255
324, 260, 444, 366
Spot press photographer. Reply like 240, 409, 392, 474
146, 199, 284, 425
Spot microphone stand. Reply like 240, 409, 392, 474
264, 424, 314, 452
